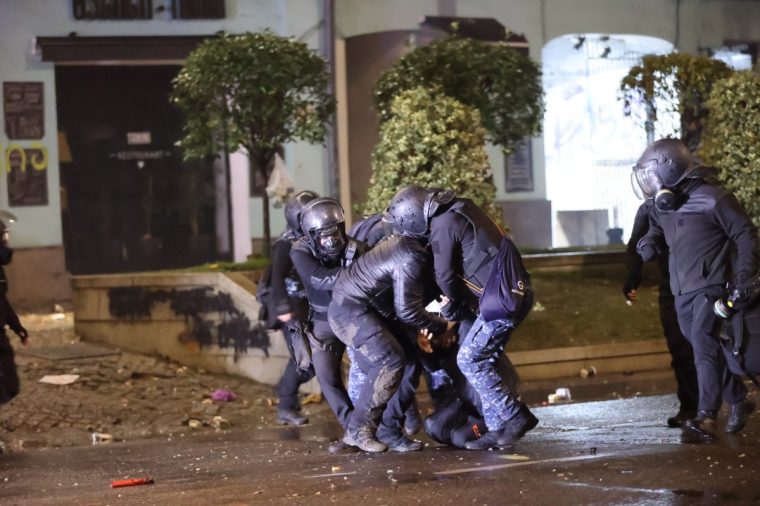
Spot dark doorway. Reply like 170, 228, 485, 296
56, 65, 218, 274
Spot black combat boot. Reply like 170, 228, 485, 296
377, 424, 423, 452
682, 411, 717, 441
667, 409, 697, 428
725, 397, 756, 434
276, 407, 308, 426
496, 405, 539, 447
343, 426, 387, 453
464, 428, 512, 450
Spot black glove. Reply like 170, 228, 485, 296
622, 275, 641, 300
441, 298, 476, 322
729, 275, 760, 311
15, 326, 28, 344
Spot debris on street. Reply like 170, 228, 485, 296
38, 374, 80, 385
211, 389, 237, 402
110, 477, 154, 488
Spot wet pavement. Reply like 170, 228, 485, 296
2, 392, 759, 505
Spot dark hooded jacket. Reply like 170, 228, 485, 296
290, 237, 365, 315
643, 168, 758, 295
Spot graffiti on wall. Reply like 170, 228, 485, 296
107, 286, 270, 357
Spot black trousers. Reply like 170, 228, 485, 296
276, 299, 316, 411
424, 397, 486, 448
659, 293, 699, 412
276, 347, 316, 411
675, 287, 747, 413
308, 318, 353, 429
0, 332, 19, 405
329, 300, 418, 433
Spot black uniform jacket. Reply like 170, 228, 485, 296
290, 239, 342, 314
626, 200, 671, 294
269, 230, 302, 317
428, 200, 502, 302
645, 173, 758, 296
332, 234, 448, 335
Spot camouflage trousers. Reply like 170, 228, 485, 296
346, 347, 368, 405
457, 314, 521, 431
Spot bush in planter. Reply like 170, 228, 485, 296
171, 31, 335, 255
374, 36, 544, 153
700, 71, 760, 227
620, 52, 733, 151
363, 87, 501, 222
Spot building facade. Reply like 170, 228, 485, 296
1, 0, 758, 309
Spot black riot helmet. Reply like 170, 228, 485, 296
631, 138, 698, 211
284, 190, 319, 237
300, 197, 347, 260
383, 185, 456, 237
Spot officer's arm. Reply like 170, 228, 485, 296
290, 242, 342, 291
270, 239, 294, 317
715, 193, 759, 284
624, 203, 650, 296
393, 243, 448, 335
636, 206, 666, 262
0, 245, 12, 266
1, 295, 26, 342
429, 214, 468, 302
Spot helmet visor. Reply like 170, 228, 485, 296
631, 166, 662, 200
315, 225, 345, 257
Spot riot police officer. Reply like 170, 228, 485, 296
348, 212, 425, 436
0, 217, 15, 295
633, 138, 758, 439
384, 186, 537, 450
329, 232, 454, 452
624, 199, 699, 427
290, 198, 365, 452
0, 214, 27, 412
269, 191, 319, 426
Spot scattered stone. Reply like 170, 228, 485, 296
210, 416, 230, 430
91, 432, 114, 444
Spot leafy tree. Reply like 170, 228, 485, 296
374, 36, 544, 153
620, 52, 733, 151
171, 31, 335, 255
701, 71, 760, 226
364, 87, 502, 222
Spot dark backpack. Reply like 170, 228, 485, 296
479, 236, 532, 323
349, 214, 386, 247
256, 264, 278, 329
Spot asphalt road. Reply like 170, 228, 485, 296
2, 392, 759, 505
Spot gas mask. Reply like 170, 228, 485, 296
313, 224, 346, 261
631, 167, 681, 212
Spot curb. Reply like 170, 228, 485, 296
509, 339, 670, 381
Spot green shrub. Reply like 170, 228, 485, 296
620, 52, 733, 151
701, 71, 760, 226
374, 36, 544, 153
171, 31, 335, 254
363, 87, 501, 221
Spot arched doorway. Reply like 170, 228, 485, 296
542, 34, 674, 247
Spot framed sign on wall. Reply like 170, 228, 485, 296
3, 82, 44, 140
5, 145, 49, 207
504, 140, 533, 193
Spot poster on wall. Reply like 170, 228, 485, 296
504, 140, 533, 192
6, 146, 49, 206
3, 82, 44, 140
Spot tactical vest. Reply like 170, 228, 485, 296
448, 199, 504, 290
